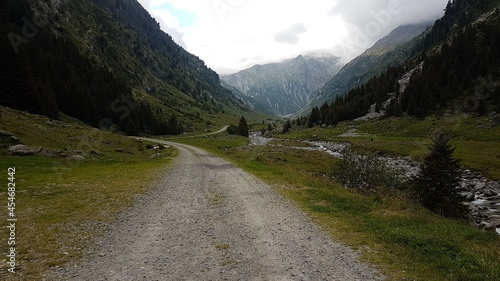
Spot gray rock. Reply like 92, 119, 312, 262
475, 182, 487, 189
45, 119, 70, 128
68, 155, 86, 161
40, 148, 66, 158
0, 130, 14, 137
9, 144, 42, 156
465, 193, 475, 201
485, 189, 496, 197
150, 153, 162, 159
0, 130, 21, 146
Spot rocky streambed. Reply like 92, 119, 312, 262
249, 133, 500, 234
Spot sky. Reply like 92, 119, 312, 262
138, 0, 450, 74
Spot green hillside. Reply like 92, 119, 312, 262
0, 0, 263, 135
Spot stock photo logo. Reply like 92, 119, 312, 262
7, 13, 49, 54
338, 0, 404, 59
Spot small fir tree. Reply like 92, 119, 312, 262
411, 132, 468, 218
237, 116, 249, 137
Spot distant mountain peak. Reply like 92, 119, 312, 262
366, 22, 433, 55
222, 54, 343, 116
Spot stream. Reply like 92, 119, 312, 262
249, 133, 500, 234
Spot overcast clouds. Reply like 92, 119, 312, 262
138, 0, 449, 74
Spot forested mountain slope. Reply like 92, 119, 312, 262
0, 0, 254, 135
305, 0, 500, 125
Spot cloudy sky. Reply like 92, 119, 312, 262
138, 0, 449, 74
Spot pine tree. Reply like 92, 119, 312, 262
282, 119, 292, 133
307, 116, 314, 128
237, 116, 249, 137
410, 132, 468, 218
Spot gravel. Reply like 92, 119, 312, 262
51, 140, 384, 280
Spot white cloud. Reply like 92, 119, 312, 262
274, 23, 308, 44
138, 0, 449, 74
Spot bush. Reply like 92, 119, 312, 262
226, 124, 238, 135
332, 149, 405, 190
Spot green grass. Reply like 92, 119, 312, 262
174, 132, 500, 281
0, 107, 175, 280
0, 156, 174, 279
277, 114, 500, 179
3, 105, 497, 280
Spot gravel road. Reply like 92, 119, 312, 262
52, 140, 384, 280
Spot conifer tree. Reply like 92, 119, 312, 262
282, 119, 292, 133
410, 132, 468, 218
237, 116, 249, 137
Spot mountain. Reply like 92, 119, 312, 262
304, 0, 500, 126
294, 23, 431, 117
220, 81, 277, 116
0, 0, 256, 135
221, 54, 343, 116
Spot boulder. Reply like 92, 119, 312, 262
39, 148, 66, 158
150, 153, 162, 159
67, 155, 86, 161
9, 144, 42, 156
0, 130, 21, 146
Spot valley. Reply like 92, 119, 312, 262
172, 117, 500, 281
1, 0, 500, 280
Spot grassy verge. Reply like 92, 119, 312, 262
277, 115, 500, 180
0, 107, 175, 280
174, 133, 500, 281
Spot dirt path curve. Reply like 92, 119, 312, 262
53, 140, 384, 281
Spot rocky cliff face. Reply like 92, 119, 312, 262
222, 54, 343, 116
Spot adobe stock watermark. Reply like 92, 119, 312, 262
99, 93, 138, 131
7, 12, 50, 54
462, 75, 500, 112
339, 0, 403, 60
213, 0, 244, 20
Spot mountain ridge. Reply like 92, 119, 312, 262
222, 54, 343, 116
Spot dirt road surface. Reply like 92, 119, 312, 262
52, 140, 384, 280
